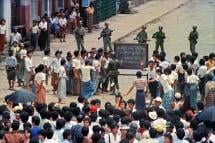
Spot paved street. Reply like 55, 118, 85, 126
0, 0, 214, 105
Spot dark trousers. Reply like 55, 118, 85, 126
31, 33, 37, 50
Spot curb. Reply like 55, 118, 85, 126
114, 0, 193, 43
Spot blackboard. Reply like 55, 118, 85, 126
114, 43, 148, 69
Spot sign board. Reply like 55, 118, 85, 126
114, 43, 148, 69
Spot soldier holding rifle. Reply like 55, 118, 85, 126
99, 22, 114, 52
134, 26, 149, 44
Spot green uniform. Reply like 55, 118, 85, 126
152, 31, 166, 52
100, 27, 113, 52
189, 30, 198, 54
75, 26, 85, 50
136, 31, 148, 43
107, 58, 120, 95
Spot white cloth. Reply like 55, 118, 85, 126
81, 65, 94, 82
59, 18, 67, 27
10, 32, 22, 43
35, 72, 46, 87
72, 58, 81, 69
51, 58, 61, 73
43, 139, 58, 143
187, 75, 199, 84
147, 68, 157, 80
197, 65, 207, 78
31, 25, 39, 34
43, 56, 50, 67
159, 74, 172, 93
53, 129, 64, 142
39, 21, 47, 31
159, 61, 170, 70
0, 25, 6, 34
24, 57, 33, 72
59, 66, 67, 78
168, 71, 178, 84
104, 133, 121, 143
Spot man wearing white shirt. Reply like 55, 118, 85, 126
59, 14, 67, 42
38, 17, 48, 51
24, 50, 33, 91
10, 29, 22, 45
104, 123, 121, 143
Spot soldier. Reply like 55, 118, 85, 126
107, 53, 120, 95
99, 22, 113, 52
188, 26, 199, 54
135, 26, 148, 44
74, 21, 85, 51
152, 26, 166, 52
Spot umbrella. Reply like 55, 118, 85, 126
199, 106, 215, 122
6, 89, 36, 103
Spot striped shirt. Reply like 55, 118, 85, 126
134, 78, 147, 90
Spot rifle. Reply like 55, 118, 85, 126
98, 30, 114, 40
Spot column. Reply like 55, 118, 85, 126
3, 0, 12, 40
21, 0, 30, 32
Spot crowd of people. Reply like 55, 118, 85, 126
3, 41, 215, 143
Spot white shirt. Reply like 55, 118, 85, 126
51, 58, 61, 73
159, 61, 170, 70
59, 18, 67, 27
0, 25, 6, 34
39, 21, 47, 31
197, 65, 207, 78
72, 58, 81, 69
35, 72, 46, 87
159, 74, 172, 93
10, 32, 22, 43
24, 56, 33, 72
187, 74, 199, 84
81, 65, 95, 82
168, 71, 178, 84
31, 25, 39, 34
147, 68, 157, 80
43, 139, 58, 143
43, 56, 50, 67
104, 133, 121, 143
53, 129, 64, 142
59, 66, 67, 78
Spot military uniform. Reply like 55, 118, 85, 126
75, 25, 85, 50
107, 58, 120, 95
152, 28, 166, 52
136, 30, 148, 44
100, 27, 113, 52
189, 27, 198, 54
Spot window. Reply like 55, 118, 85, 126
56, 0, 64, 11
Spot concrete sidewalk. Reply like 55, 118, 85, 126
43, 0, 192, 56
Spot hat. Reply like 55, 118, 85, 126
175, 92, 182, 99
148, 111, 157, 120
20, 43, 25, 47
166, 121, 174, 128
154, 97, 162, 103
90, 105, 97, 113
120, 124, 129, 130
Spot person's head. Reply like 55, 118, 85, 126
32, 116, 40, 126
197, 101, 204, 111
0, 19, 6, 25
12, 41, 18, 47
149, 128, 157, 138
81, 126, 89, 137
115, 94, 122, 103
158, 26, 163, 31
193, 130, 202, 142
166, 122, 174, 133
42, 17, 46, 22
83, 117, 91, 127
187, 68, 193, 76
136, 71, 142, 78
45, 128, 54, 139
11, 120, 20, 131
92, 125, 101, 133
43, 49, 50, 56
8, 50, 13, 57
127, 99, 135, 110
20, 111, 29, 123
148, 60, 154, 69
105, 22, 109, 28
154, 97, 162, 106
63, 129, 71, 140
43, 122, 52, 130
38, 129, 47, 142
174, 56, 180, 63
110, 122, 119, 134
91, 133, 102, 143
142, 25, 146, 31
170, 64, 176, 71
192, 26, 197, 31
60, 58, 66, 66
209, 53, 215, 60
55, 50, 62, 58
27, 50, 33, 58
74, 50, 80, 57
56, 118, 66, 130
164, 133, 173, 143
176, 128, 185, 140
126, 132, 135, 142
37, 64, 45, 72
76, 114, 84, 123
119, 100, 127, 110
